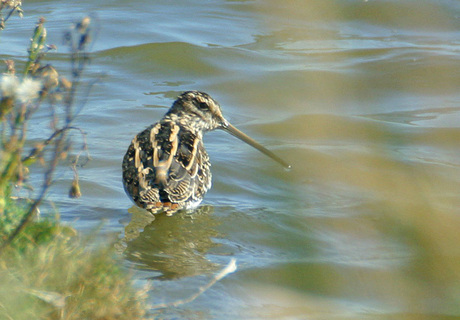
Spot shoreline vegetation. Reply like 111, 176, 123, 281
0, 4, 236, 319
0, 3, 152, 318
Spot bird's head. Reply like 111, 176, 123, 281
167, 91, 227, 131
166, 91, 291, 169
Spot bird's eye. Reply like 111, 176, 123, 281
198, 102, 209, 110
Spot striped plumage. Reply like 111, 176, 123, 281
122, 91, 290, 215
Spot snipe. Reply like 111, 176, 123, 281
122, 91, 290, 214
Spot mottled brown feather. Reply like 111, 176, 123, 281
122, 93, 215, 214
123, 91, 289, 215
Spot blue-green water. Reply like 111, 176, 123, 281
2, 0, 460, 319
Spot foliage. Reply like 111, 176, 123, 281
0, 10, 151, 320
0, 223, 149, 320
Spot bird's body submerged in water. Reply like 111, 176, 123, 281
122, 91, 290, 214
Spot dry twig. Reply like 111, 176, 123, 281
150, 258, 237, 309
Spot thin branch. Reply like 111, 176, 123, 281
22, 126, 86, 164
0, 17, 94, 253
71, 77, 101, 122
0, 114, 73, 254
0, 118, 69, 254
3, 4, 21, 23
150, 258, 237, 309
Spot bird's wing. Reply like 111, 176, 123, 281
123, 120, 211, 207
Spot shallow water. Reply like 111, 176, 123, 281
2, 0, 460, 319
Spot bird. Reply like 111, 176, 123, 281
122, 91, 290, 214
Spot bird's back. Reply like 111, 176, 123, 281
122, 118, 212, 213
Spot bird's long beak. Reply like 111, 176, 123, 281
221, 121, 291, 169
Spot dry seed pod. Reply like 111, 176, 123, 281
69, 175, 81, 199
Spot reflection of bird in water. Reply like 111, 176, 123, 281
122, 91, 290, 215
117, 205, 222, 280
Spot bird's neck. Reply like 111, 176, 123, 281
162, 112, 209, 134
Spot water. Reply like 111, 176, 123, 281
2, 0, 460, 319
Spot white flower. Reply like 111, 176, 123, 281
16, 78, 42, 103
1, 74, 19, 98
